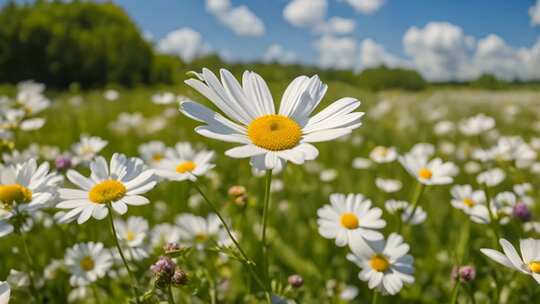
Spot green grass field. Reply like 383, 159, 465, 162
1, 79, 540, 303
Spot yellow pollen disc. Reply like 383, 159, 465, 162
0, 184, 32, 205
176, 161, 196, 173
375, 147, 388, 157
369, 255, 390, 272
195, 233, 207, 242
463, 198, 475, 207
80, 256, 95, 271
247, 115, 302, 151
88, 180, 126, 204
152, 153, 164, 161
529, 262, 540, 273
418, 168, 433, 180
126, 231, 136, 242
340, 212, 359, 229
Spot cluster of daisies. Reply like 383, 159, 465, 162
1, 70, 540, 303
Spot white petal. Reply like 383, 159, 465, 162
225, 145, 266, 158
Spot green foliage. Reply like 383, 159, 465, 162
149, 55, 184, 85
0, 0, 153, 88
470, 74, 507, 90
357, 65, 427, 91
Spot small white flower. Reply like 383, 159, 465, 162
176, 213, 231, 248
0, 281, 10, 304
151, 92, 177, 105
477, 168, 505, 187
71, 135, 108, 164
433, 120, 455, 136
320, 169, 337, 182
57, 153, 156, 224
154, 142, 215, 181
469, 192, 513, 225
408, 143, 436, 159
459, 113, 495, 136
65, 242, 112, 286
150, 223, 182, 249
384, 200, 426, 225
317, 193, 385, 247
370, 146, 397, 163
352, 157, 372, 169
138, 141, 169, 167
375, 178, 402, 193
399, 155, 458, 185
103, 89, 119, 101
347, 233, 414, 295
464, 161, 481, 174
450, 185, 486, 213
481, 238, 540, 284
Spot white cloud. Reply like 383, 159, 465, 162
262, 44, 297, 64
316, 17, 356, 35
342, 0, 385, 14
284, 0, 327, 28
359, 39, 411, 69
156, 28, 211, 62
205, 0, 265, 36
403, 22, 476, 81
530, 0, 540, 26
315, 35, 358, 69
474, 34, 525, 80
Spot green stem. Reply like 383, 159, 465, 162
92, 284, 101, 304
167, 284, 176, 304
482, 184, 500, 244
372, 290, 379, 304
14, 211, 40, 303
105, 203, 141, 304
405, 182, 426, 225
450, 281, 460, 304
190, 181, 268, 295
261, 170, 273, 299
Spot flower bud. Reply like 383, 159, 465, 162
513, 202, 532, 222
288, 274, 304, 288
452, 265, 476, 283
172, 269, 188, 286
228, 185, 247, 206
163, 242, 181, 254
151, 256, 176, 277
55, 156, 72, 171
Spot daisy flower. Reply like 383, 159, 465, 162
408, 143, 436, 159
71, 135, 108, 165
0, 281, 9, 304
317, 193, 386, 247
114, 216, 150, 261
458, 113, 495, 136
154, 142, 215, 181
347, 233, 414, 295
181, 68, 363, 171
481, 238, 540, 284
384, 200, 426, 225
468, 193, 513, 225
369, 146, 397, 164
176, 213, 230, 248
150, 223, 182, 249
476, 168, 505, 187
151, 92, 176, 105
64, 242, 113, 286
0, 159, 62, 237
450, 185, 486, 213
375, 178, 402, 193
138, 140, 168, 167
56, 153, 156, 224
399, 155, 458, 185
103, 89, 119, 102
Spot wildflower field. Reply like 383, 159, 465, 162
1, 75, 540, 304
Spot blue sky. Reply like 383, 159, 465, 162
2, 0, 540, 81
111, 0, 538, 62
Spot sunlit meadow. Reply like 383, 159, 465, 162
1, 76, 540, 303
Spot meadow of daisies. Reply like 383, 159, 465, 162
1, 71, 540, 304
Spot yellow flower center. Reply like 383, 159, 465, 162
369, 255, 390, 272
80, 256, 95, 271
152, 153, 164, 161
340, 212, 359, 229
126, 231, 136, 242
195, 233, 208, 242
176, 161, 196, 173
375, 147, 388, 157
418, 167, 433, 180
88, 180, 126, 204
463, 198, 475, 207
529, 262, 540, 273
0, 184, 32, 207
247, 115, 302, 151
